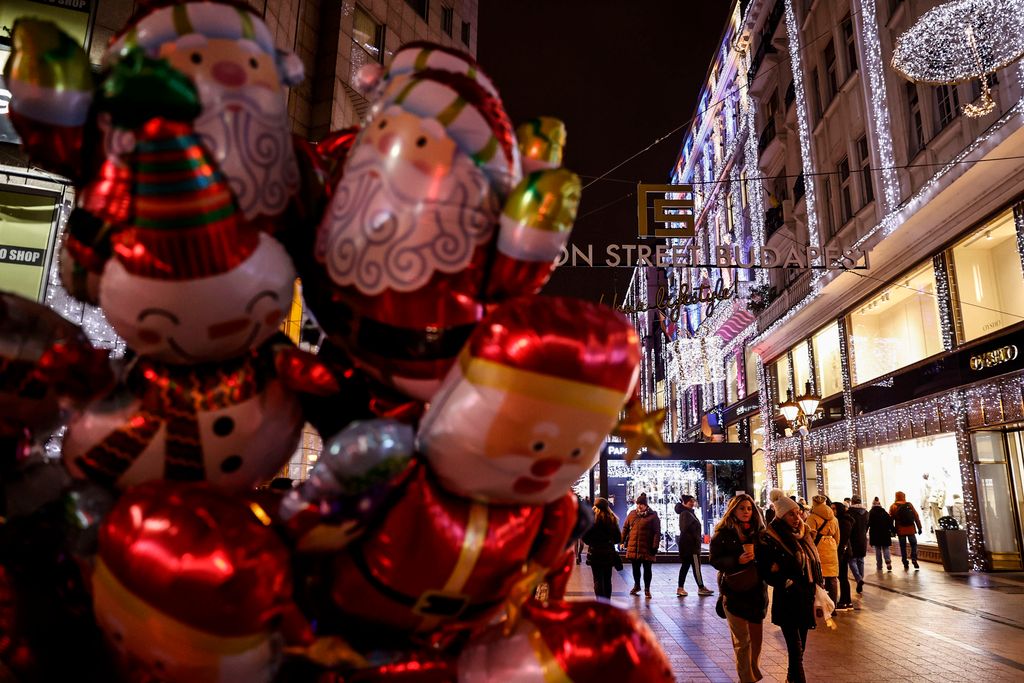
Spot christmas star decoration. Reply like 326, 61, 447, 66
612, 399, 669, 463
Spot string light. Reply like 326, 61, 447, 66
837, 317, 859, 497
859, 0, 900, 212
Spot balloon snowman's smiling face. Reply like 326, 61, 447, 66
99, 234, 295, 364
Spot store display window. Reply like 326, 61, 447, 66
750, 421, 767, 507
726, 352, 739, 404
792, 341, 811, 395
607, 459, 746, 552
777, 460, 798, 499
812, 322, 844, 398
859, 433, 964, 545
849, 262, 943, 385
950, 209, 1024, 342
770, 356, 789, 404
822, 451, 853, 502
971, 432, 1020, 556
744, 345, 759, 396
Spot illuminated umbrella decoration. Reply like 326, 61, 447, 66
891, 0, 1024, 117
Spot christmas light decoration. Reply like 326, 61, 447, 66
859, 0, 900, 211
932, 253, 957, 351
837, 317, 860, 497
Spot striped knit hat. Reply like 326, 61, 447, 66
110, 118, 253, 279
372, 43, 521, 196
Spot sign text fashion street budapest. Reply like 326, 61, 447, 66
556, 242, 870, 270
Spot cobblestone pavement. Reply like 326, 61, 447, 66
565, 560, 1024, 682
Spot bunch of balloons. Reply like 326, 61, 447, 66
0, 1, 673, 680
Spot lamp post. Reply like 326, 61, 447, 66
778, 381, 821, 501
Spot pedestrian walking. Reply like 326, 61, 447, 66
622, 492, 660, 599
848, 496, 869, 592
582, 497, 621, 599
575, 495, 592, 564
710, 494, 768, 682
831, 501, 853, 611
805, 495, 840, 609
890, 491, 923, 570
868, 496, 896, 571
757, 489, 823, 683
675, 494, 713, 596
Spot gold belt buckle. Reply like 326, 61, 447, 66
411, 590, 470, 618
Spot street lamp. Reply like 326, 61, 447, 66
777, 381, 821, 501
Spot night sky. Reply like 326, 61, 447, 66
478, 1, 732, 303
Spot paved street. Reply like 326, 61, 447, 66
565, 560, 1024, 682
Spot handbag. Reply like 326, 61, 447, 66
722, 563, 760, 592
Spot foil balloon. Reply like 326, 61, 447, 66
0, 292, 112, 447
282, 296, 639, 650
304, 42, 582, 406
93, 482, 304, 683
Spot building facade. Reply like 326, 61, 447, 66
0, 0, 479, 477
637, 0, 1024, 571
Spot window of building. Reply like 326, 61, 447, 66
792, 341, 811, 397
750, 417, 767, 506
771, 356, 789, 404
441, 6, 454, 36
405, 0, 429, 21
949, 208, 1024, 342
726, 352, 739, 404
859, 433, 964, 545
777, 460, 798, 498
907, 82, 924, 155
824, 39, 838, 103
971, 72, 999, 101
811, 323, 844, 398
823, 176, 837, 236
810, 67, 824, 120
842, 14, 858, 75
936, 84, 960, 129
838, 156, 853, 224
823, 452, 852, 502
849, 262, 943, 384
972, 431, 1022, 556
856, 135, 874, 205
461, 20, 471, 46
353, 6, 385, 63
744, 345, 759, 396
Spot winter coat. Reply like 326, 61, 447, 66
889, 498, 923, 536
622, 508, 661, 561
849, 506, 869, 557
674, 503, 702, 554
582, 516, 622, 568
868, 505, 896, 546
834, 507, 853, 561
710, 524, 768, 623
756, 518, 822, 629
805, 503, 840, 577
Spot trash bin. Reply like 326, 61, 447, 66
935, 529, 969, 572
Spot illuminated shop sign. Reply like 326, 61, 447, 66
969, 345, 1019, 371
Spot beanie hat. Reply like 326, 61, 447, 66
458, 296, 640, 418
109, 118, 255, 279
770, 488, 799, 518
104, 1, 304, 85
371, 44, 521, 196
95, 482, 295, 638
636, 492, 648, 506
681, 494, 695, 504
812, 494, 828, 506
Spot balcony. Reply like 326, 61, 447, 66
793, 173, 805, 203
765, 205, 784, 238
756, 269, 812, 333
747, 0, 783, 83
757, 117, 777, 155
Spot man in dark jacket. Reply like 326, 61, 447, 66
832, 502, 854, 611
847, 496, 869, 593
675, 495, 713, 597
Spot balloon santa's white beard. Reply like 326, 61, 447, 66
316, 140, 501, 296
193, 80, 300, 222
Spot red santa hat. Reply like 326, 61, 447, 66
457, 296, 640, 418
108, 118, 257, 280
95, 482, 296, 639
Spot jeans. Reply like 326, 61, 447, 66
781, 624, 808, 683
837, 555, 852, 606
631, 560, 653, 590
849, 556, 865, 583
725, 607, 763, 682
824, 576, 838, 609
592, 564, 613, 598
898, 534, 919, 565
874, 544, 892, 568
677, 552, 706, 588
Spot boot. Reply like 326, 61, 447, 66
629, 585, 641, 595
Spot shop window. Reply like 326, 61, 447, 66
744, 345, 759, 396
804, 458, 817, 498
822, 452, 852, 502
971, 432, 1020, 556
849, 262, 943, 384
859, 433, 964, 545
0, 0, 90, 49
727, 424, 739, 443
770, 356, 789, 404
950, 209, 1024, 342
777, 460, 798, 499
0, 188, 58, 300
726, 352, 739, 404
811, 322, 843, 398
792, 341, 811, 396
750, 416, 766, 505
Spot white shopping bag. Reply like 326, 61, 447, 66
814, 584, 836, 630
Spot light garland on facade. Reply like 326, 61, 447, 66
951, 389, 986, 571
1014, 202, 1024, 274
783, 0, 821, 257
756, 354, 777, 488
932, 253, 957, 351
837, 317, 860, 497
891, 0, 1024, 85
858, 0, 901, 212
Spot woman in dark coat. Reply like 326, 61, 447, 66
757, 489, 823, 683
710, 493, 768, 683
582, 497, 621, 599
622, 492, 660, 599
831, 501, 853, 610
868, 496, 896, 571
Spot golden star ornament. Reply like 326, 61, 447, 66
612, 400, 669, 463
